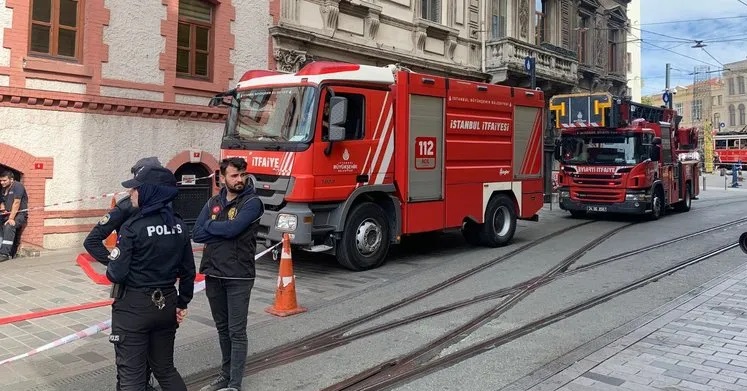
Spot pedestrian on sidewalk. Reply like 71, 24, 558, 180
192, 157, 264, 391
84, 156, 162, 391
733, 160, 743, 188
107, 164, 195, 391
0, 170, 28, 261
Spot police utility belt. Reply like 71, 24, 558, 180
110, 284, 174, 310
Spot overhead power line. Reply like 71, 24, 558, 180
641, 15, 747, 25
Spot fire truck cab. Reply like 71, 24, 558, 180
550, 93, 700, 220
210, 61, 546, 270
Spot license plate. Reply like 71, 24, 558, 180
586, 206, 607, 212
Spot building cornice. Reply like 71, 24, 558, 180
271, 25, 487, 80
0, 87, 227, 122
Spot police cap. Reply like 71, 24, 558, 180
130, 156, 162, 174
122, 165, 177, 188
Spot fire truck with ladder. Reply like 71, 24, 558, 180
550, 92, 700, 220
209, 61, 545, 271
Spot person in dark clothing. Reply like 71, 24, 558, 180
84, 157, 162, 391
84, 157, 163, 266
733, 160, 743, 188
107, 164, 195, 391
192, 157, 264, 391
0, 171, 28, 261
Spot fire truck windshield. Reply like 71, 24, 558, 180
224, 86, 318, 144
559, 133, 653, 166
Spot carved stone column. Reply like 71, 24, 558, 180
518, 0, 529, 39
413, 25, 427, 54
445, 32, 458, 60
274, 48, 308, 73
594, 16, 606, 69
281, 0, 299, 21
320, 0, 340, 33
365, 8, 381, 40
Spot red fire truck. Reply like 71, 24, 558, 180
550, 92, 700, 220
209, 61, 545, 271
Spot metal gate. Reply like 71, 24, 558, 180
173, 163, 212, 233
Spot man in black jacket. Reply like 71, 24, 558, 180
107, 164, 195, 391
84, 157, 162, 391
192, 157, 264, 391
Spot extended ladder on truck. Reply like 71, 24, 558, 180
549, 93, 679, 131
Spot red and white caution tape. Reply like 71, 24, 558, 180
0, 173, 215, 216
0, 280, 206, 366
0, 241, 281, 366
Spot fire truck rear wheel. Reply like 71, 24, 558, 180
336, 202, 390, 271
480, 194, 517, 247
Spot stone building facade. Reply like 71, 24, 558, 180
268, 0, 487, 80
0, 0, 269, 250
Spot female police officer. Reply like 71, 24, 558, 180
106, 164, 196, 391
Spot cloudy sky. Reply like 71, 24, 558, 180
639, 0, 747, 98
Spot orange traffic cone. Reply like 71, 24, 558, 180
104, 197, 117, 249
265, 233, 307, 317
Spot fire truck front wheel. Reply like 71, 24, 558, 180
336, 202, 391, 271
649, 186, 665, 220
480, 194, 517, 247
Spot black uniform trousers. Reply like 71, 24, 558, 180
0, 213, 26, 256
110, 286, 186, 391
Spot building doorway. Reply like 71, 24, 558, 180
173, 163, 212, 233
0, 165, 23, 181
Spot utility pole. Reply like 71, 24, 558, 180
665, 63, 672, 109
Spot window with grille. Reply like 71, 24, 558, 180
29, 0, 82, 60
177, 0, 214, 79
608, 30, 618, 73
421, 0, 441, 23
691, 99, 702, 122
490, 0, 507, 39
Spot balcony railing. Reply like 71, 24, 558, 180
486, 37, 578, 85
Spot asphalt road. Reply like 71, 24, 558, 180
27, 187, 747, 391
228, 189, 747, 391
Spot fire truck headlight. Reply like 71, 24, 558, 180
559, 190, 570, 198
276, 214, 298, 232
625, 193, 650, 201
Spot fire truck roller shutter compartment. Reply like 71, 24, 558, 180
407, 94, 444, 203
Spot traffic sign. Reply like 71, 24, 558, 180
524, 57, 534, 72
662, 92, 669, 104
720, 122, 726, 128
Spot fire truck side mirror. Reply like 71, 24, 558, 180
329, 96, 348, 127
650, 142, 661, 162
328, 96, 348, 142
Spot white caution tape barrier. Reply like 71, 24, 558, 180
0, 240, 282, 366
0, 173, 215, 216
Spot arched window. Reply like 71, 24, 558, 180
740, 104, 746, 126
729, 104, 736, 126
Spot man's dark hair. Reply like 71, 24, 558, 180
0, 170, 14, 179
219, 158, 247, 175
220, 157, 246, 175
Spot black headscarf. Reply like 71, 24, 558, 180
137, 183, 179, 227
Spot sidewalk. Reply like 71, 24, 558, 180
0, 237, 466, 389
523, 259, 747, 391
